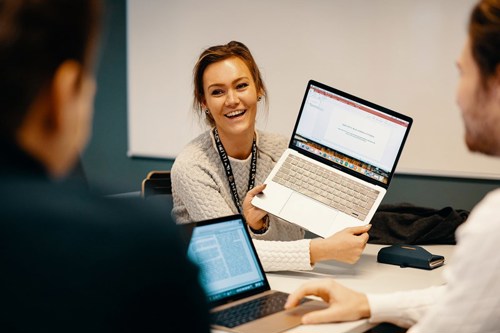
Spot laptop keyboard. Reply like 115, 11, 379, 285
211, 291, 311, 328
272, 155, 379, 221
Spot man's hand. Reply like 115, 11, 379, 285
285, 278, 371, 324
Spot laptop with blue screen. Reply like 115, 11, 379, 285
252, 80, 413, 238
186, 214, 326, 333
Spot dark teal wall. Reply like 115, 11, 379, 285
383, 174, 500, 211
82, 0, 171, 195
82, 0, 500, 211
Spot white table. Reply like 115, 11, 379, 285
264, 243, 455, 333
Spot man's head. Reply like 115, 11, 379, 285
0, 0, 102, 178
456, 0, 500, 156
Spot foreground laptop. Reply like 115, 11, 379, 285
252, 80, 412, 238
186, 214, 327, 333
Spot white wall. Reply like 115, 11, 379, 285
127, 0, 500, 179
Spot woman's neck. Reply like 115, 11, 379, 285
216, 128, 255, 160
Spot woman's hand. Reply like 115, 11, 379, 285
310, 225, 371, 264
284, 278, 371, 324
242, 184, 268, 230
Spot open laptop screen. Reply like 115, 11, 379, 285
187, 216, 268, 307
291, 81, 411, 185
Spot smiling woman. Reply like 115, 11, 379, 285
170, 41, 371, 272
202, 56, 260, 159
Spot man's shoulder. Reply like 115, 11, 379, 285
0, 175, 178, 237
0, 176, 208, 332
464, 187, 500, 230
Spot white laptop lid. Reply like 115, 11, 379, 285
289, 80, 412, 188
252, 80, 413, 237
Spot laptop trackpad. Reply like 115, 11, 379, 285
280, 193, 338, 238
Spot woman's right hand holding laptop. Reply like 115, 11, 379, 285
243, 184, 269, 233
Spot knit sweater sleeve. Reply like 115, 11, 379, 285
172, 131, 312, 273
253, 238, 313, 272
171, 133, 238, 223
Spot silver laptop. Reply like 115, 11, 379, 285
186, 214, 327, 333
252, 80, 412, 238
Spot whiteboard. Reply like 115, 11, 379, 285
127, 0, 500, 179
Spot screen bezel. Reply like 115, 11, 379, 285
185, 214, 271, 309
288, 79, 413, 188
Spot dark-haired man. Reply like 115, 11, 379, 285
285, 1, 500, 332
0, 1, 209, 331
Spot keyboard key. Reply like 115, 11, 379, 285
272, 156, 379, 221
211, 292, 311, 328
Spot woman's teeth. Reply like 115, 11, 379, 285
226, 110, 246, 118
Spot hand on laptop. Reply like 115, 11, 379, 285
309, 225, 371, 264
284, 278, 370, 324
243, 184, 269, 231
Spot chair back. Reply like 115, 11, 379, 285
141, 171, 171, 199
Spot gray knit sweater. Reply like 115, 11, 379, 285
171, 129, 313, 271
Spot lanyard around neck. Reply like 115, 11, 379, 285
213, 127, 257, 214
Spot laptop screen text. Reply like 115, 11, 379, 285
292, 83, 410, 185
187, 218, 266, 305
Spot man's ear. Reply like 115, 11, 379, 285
48, 60, 83, 132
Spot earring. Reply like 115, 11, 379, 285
257, 96, 262, 102
204, 109, 210, 115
